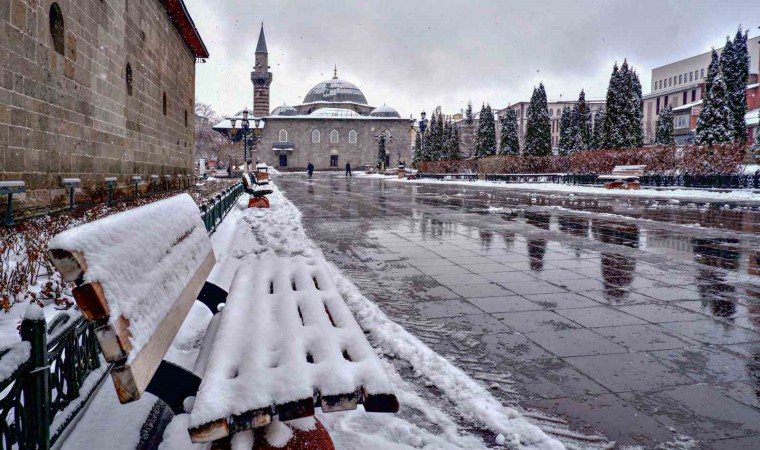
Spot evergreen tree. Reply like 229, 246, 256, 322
574, 90, 592, 150
425, 113, 444, 160
465, 100, 474, 125
450, 124, 462, 160
591, 108, 605, 150
499, 108, 520, 155
475, 104, 497, 157
557, 106, 574, 155
752, 117, 760, 161
441, 120, 452, 160
654, 106, 675, 146
376, 134, 387, 169
627, 69, 644, 147
695, 53, 734, 146
413, 131, 423, 163
603, 60, 643, 149
524, 84, 551, 156
721, 27, 749, 142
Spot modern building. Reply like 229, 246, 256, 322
643, 36, 760, 144
0, 0, 208, 207
498, 99, 605, 152
214, 28, 412, 171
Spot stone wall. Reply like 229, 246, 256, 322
255, 117, 412, 170
0, 0, 197, 207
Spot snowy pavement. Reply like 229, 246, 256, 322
276, 173, 760, 449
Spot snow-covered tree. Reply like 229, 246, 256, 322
425, 113, 444, 160
574, 90, 592, 150
627, 69, 644, 147
524, 84, 551, 156
474, 104, 497, 157
446, 121, 462, 160
499, 108, 520, 155
465, 100, 474, 126
376, 134, 387, 168
654, 106, 675, 146
752, 124, 760, 161
603, 60, 643, 149
695, 51, 734, 146
413, 131, 423, 164
557, 106, 574, 155
720, 27, 749, 142
591, 108, 605, 150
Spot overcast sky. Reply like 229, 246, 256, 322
184, 0, 759, 119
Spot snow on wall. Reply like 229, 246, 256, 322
48, 194, 212, 363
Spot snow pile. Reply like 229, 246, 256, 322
0, 341, 30, 381
48, 194, 212, 363
395, 177, 760, 201
190, 256, 392, 427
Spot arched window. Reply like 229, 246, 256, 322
330, 130, 339, 143
126, 63, 133, 96
49, 3, 65, 56
312, 129, 320, 143
279, 129, 288, 142
348, 130, 357, 144
184, 109, 188, 127
162, 92, 167, 116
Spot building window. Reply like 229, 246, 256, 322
674, 115, 690, 129
678, 75, 682, 84
691, 89, 696, 102
656, 97, 660, 114
162, 92, 167, 116
279, 129, 288, 142
312, 129, 320, 143
549, 109, 553, 117
330, 130, 339, 143
330, 155, 338, 167
184, 109, 188, 127
49, 3, 65, 56
682, 92, 687, 104
664, 95, 669, 106
126, 63, 133, 96
701, 68, 705, 78
689, 72, 693, 82
348, 130, 357, 143
279, 154, 288, 167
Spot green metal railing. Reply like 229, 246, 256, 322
0, 181, 245, 449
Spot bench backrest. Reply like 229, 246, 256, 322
611, 165, 646, 175
242, 173, 253, 189
48, 194, 215, 404
254, 171, 270, 184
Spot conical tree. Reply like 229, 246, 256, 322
465, 100, 474, 125
752, 118, 760, 161
591, 108, 606, 150
627, 70, 644, 147
524, 84, 551, 156
574, 90, 592, 150
499, 108, 520, 155
695, 55, 734, 146
441, 120, 452, 160
557, 106, 574, 155
603, 62, 626, 149
445, 121, 462, 160
654, 106, 675, 146
413, 131, 423, 164
721, 27, 749, 142
475, 104, 497, 157
376, 134, 387, 169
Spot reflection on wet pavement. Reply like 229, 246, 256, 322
277, 174, 760, 448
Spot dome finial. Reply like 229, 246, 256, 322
333, 65, 338, 79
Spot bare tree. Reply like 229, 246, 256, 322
194, 102, 225, 160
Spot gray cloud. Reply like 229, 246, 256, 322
184, 0, 758, 118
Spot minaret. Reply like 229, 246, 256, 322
251, 23, 272, 117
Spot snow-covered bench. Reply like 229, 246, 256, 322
597, 165, 646, 189
242, 173, 273, 208
46, 194, 398, 445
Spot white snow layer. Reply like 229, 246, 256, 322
47, 194, 212, 363
190, 257, 393, 427
392, 177, 760, 202
176, 182, 563, 449
0, 341, 30, 381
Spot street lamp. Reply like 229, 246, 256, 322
241, 108, 250, 172
418, 110, 428, 160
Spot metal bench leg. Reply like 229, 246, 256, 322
145, 360, 202, 414
196, 282, 228, 314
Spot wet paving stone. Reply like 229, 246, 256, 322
277, 174, 760, 446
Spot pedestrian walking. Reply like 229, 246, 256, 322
345, 162, 352, 177
307, 161, 314, 179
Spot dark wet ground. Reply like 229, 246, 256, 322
276, 174, 760, 449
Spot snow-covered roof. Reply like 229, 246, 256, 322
303, 78, 368, 105
369, 105, 401, 118
212, 109, 266, 129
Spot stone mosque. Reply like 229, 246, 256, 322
245, 25, 412, 170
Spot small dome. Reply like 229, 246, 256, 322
271, 105, 298, 116
308, 108, 360, 118
303, 79, 368, 105
370, 105, 400, 118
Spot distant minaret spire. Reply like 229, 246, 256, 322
251, 22, 272, 117
333, 65, 338, 79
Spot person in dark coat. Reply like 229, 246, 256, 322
307, 161, 314, 179
345, 162, 352, 177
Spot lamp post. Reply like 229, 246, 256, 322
241, 108, 250, 172
418, 110, 428, 160
228, 108, 262, 174
374, 133, 393, 172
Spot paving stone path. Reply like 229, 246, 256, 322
277, 174, 760, 449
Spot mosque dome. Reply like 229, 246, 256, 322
303, 67, 368, 105
271, 104, 298, 116
369, 105, 400, 118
